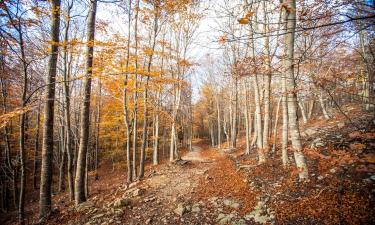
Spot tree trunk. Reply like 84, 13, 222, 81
283, 0, 308, 179
63, 1, 74, 200
272, 97, 282, 153
298, 100, 307, 123
244, 79, 251, 155
74, 0, 97, 205
33, 100, 41, 190
39, 0, 61, 219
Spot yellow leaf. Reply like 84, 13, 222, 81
238, 18, 249, 25
245, 11, 254, 18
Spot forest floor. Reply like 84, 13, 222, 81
2, 104, 375, 225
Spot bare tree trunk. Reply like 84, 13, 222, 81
244, 79, 251, 155
140, 6, 158, 178
153, 110, 159, 165
307, 99, 314, 119
254, 75, 265, 163
132, 0, 141, 179
272, 97, 282, 153
298, 101, 307, 123
123, 0, 133, 183
262, 0, 271, 153
39, 0, 61, 218
283, 0, 308, 179
94, 79, 101, 180
33, 100, 41, 190
318, 92, 330, 119
216, 96, 221, 149
74, 0, 97, 205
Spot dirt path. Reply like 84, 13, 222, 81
64, 143, 263, 225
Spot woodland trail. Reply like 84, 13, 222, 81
57, 143, 262, 225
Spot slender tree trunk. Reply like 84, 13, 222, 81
262, 0, 271, 153
283, 0, 308, 179
33, 100, 41, 190
39, 0, 61, 218
298, 101, 307, 123
94, 80, 101, 180
244, 79, 251, 155
216, 96, 221, 149
318, 92, 330, 119
132, 0, 141, 179
123, 0, 133, 183
140, 7, 158, 178
153, 111, 159, 165
307, 99, 314, 119
272, 97, 282, 153
63, 1, 74, 200
74, 0, 97, 205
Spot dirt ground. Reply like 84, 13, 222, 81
1, 105, 374, 225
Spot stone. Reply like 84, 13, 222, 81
113, 198, 131, 208
191, 204, 201, 213
217, 213, 235, 224
76, 201, 95, 212
303, 128, 318, 137
92, 213, 106, 220
318, 175, 324, 180
311, 138, 325, 148
233, 219, 247, 225
223, 199, 240, 209
330, 168, 337, 174
174, 203, 186, 216
145, 218, 152, 224
370, 175, 375, 181
244, 201, 274, 224
132, 188, 145, 197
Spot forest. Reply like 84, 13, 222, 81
0, 0, 374, 224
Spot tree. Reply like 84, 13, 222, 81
74, 0, 97, 205
39, 0, 61, 219
282, 0, 308, 179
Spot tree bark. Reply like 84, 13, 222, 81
74, 0, 97, 205
39, 0, 61, 219
282, 0, 308, 179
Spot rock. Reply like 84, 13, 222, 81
92, 213, 106, 219
337, 122, 345, 129
191, 204, 201, 213
233, 219, 247, 225
217, 213, 235, 224
223, 199, 240, 209
244, 201, 274, 224
303, 128, 318, 137
311, 138, 325, 148
370, 175, 375, 181
318, 176, 324, 180
113, 198, 131, 208
145, 218, 152, 224
330, 168, 337, 174
144, 196, 156, 203
114, 208, 124, 215
132, 188, 145, 197
174, 203, 186, 216
76, 201, 95, 212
